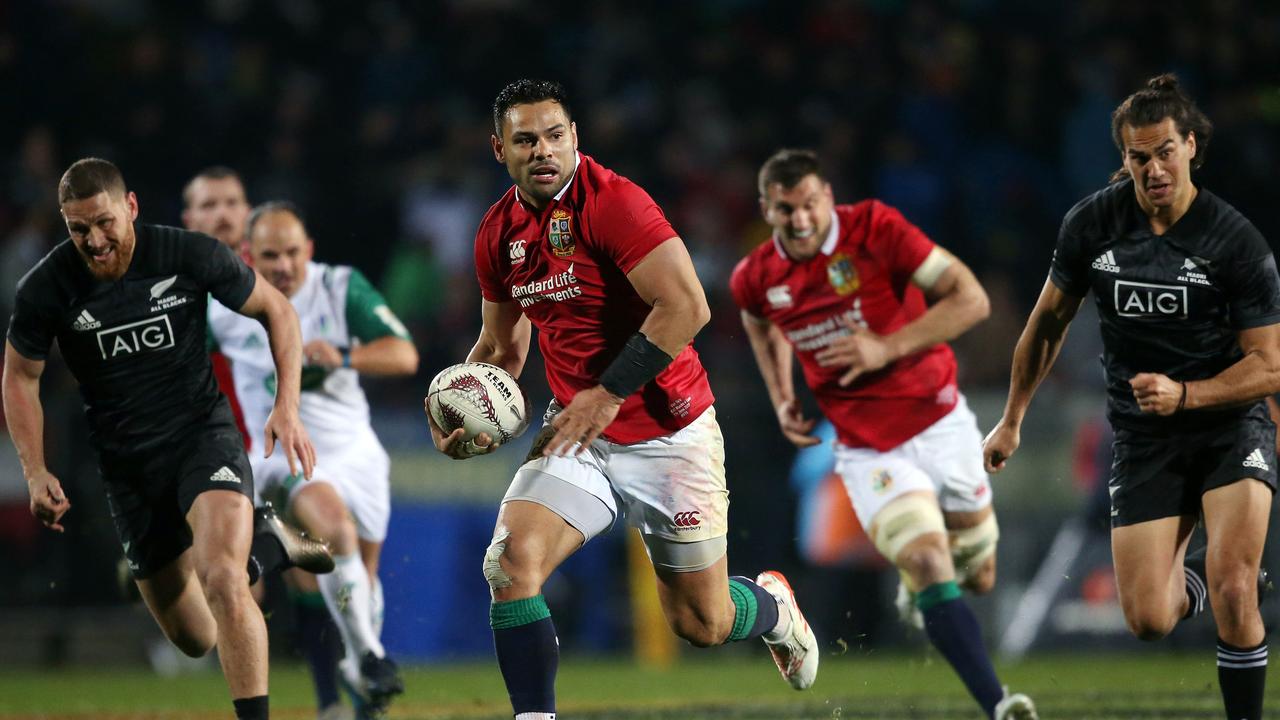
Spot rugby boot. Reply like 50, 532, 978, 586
994, 689, 1038, 720
756, 570, 820, 690
254, 502, 335, 574
895, 578, 925, 631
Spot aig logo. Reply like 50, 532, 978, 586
1115, 280, 1187, 319
509, 239, 527, 264
97, 315, 175, 360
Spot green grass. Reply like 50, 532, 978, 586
0, 651, 1269, 719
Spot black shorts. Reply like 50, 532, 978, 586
101, 421, 254, 579
1109, 409, 1277, 528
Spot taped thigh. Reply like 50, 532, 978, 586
949, 513, 999, 584
870, 493, 946, 566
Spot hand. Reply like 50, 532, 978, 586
982, 420, 1021, 474
27, 469, 70, 532
303, 340, 343, 369
1130, 372, 1183, 415
264, 407, 317, 479
814, 321, 896, 386
543, 385, 624, 457
423, 397, 498, 460
776, 399, 821, 448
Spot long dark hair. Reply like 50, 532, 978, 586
1109, 73, 1212, 183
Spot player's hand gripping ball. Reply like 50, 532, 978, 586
426, 362, 531, 449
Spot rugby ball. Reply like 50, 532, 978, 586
426, 362, 531, 445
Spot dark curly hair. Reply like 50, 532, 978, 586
492, 79, 572, 138
1109, 73, 1213, 183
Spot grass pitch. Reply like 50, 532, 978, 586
0, 651, 1265, 719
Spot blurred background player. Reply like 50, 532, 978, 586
425, 79, 819, 720
730, 149, 1035, 720
209, 201, 417, 719
4, 158, 323, 720
183, 167, 253, 446
984, 73, 1280, 720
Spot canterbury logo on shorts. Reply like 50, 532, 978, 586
673, 510, 702, 529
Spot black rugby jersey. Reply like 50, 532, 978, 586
1051, 179, 1280, 432
7, 223, 257, 456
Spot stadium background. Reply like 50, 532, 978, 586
1, 0, 1279, 716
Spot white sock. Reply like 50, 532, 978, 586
514, 714, 556, 720
765, 595, 791, 643
318, 552, 386, 659
370, 575, 384, 638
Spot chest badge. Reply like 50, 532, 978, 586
549, 209, 575, 257
826, 253, 860, 296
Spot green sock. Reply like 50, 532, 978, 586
915, 580, 963, 612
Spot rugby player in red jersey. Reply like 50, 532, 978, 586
730, 149, 1035, 720
425, 80, 819, 719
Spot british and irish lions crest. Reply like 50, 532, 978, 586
827, 252, 860, 296
549, 209, 575, 257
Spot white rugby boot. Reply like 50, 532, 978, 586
755, 570, 819, 690
994, 689, 1038, 720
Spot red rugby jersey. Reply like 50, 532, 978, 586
729, 200, 958, 452
474, 153, 714, 444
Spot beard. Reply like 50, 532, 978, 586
77, 242, 134, 281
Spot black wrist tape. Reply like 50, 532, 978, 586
599, 333, 674, 399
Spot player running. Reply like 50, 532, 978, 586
425, 79, 819, 720
4, 158, 327, 720
209, 202, 416, 718
984, 73, 1279, 720
730, 149, 1036, 720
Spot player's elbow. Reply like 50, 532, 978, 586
393, 340, 420, 376
960, 283, 990, 327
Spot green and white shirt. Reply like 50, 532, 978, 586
208, 261, 411, 452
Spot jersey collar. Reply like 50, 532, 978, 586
772, 210, 840, 260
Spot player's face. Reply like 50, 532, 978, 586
62, 190, 139, 281
1121, 118, 1197, 212
760, 174, 835, 262
249, 211, 313, 297
492, 100, 578, 209
183, 177, 250, 249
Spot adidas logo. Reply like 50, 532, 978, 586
242, 334, 264, 350
72, 309, 101, 331
209, 466, 241, 484
1243, 448, 1270, 472
1091, 250, 1120, 273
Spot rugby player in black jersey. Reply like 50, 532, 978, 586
2, 158, 323, 720
984, 75, 1280, 720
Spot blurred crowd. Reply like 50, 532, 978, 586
0, 0, 1277, 613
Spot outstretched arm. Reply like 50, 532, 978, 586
2, 342, 69, 531
1130, 324, 1280, 415
237, 270, 316, 478
983, 278, 1083, 472
741, 310, 820, 447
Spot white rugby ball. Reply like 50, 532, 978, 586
426, 362, 531, 445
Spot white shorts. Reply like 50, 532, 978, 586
835, 394, 992, 530
252, 426, 391, 542
505, 405, 730, 548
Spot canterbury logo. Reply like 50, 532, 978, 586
673, 511, 702, 528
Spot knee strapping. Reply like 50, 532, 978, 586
949, 513, 998, 584
872, 494, 946, 574
483, 528, 513, 590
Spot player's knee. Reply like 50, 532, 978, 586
1209, 571, 1257, 619
950, 514, 999, 593
1122, 605, 1176, 641
873, 494, 948, 589
482, 529, 542, 599
198, 561, 250, 610
667, 604, 732, 648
